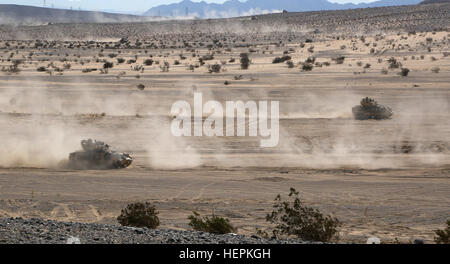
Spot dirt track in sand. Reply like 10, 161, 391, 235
0, 18, 449, 243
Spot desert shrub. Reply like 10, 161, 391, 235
305, 56, 316, 64
333, 56, 345, 64
302, 63, 313, 72
117, 58, 125, 64
388, 57, 402, 69
132, 64, 144, 72
400, 68, 410, 77
286, 60, 294, 68
266, 188, 340, 242
82, 68, 97, 73
136, 83, 145, 90
117, 202, 160, 229
188, 212, 236, 234
201, 54, 214, 61
434, 220, 450, 244
240, 53, 250, 70
381, 68, 388, 75
160, 61, 170, 72
103, 61, 114, 69
207, 63, 222, 73
144, 59, 153, 66
37, 66, 47, 72
272, 55, 291, 64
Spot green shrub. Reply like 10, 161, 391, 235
117, 202, 160, 229
266, 188, 340, 242
188, 211, 236, 234
435, 220, 450, 244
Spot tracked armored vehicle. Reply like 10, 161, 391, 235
68, 139, 133, 169
352, 97, 393, 120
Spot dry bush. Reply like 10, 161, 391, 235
435, 220, 450, 244
333, 56, 345, 64
144, 59, 153, 66
399, 68, 410, 77
117, 202, 160, 229
301, 63, 313, 72
272, 55, 291, 64
188, 212, 236, 234
388, 57, 402, 69
266, 188, 340, 242
103, 61, 114, 69
207, 63, 222, 73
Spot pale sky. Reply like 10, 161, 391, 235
0, 0, 379, 13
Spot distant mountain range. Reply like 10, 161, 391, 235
0, 4, 153, 25
420, 0, 450, 4
144, 0, 423, 18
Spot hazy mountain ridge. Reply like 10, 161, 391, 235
144, 0, 423, 18
0, 4, 154, 25
420, 0, 450, 4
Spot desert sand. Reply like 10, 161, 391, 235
0, 3, 449, 243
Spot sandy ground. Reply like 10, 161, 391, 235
0, 30, 449, 243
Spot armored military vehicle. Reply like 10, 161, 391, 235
68, 139, 133, 169
352, 97, 393, 120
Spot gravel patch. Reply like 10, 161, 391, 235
0, 218, 313, 244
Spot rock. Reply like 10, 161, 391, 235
367, 237, 381, 244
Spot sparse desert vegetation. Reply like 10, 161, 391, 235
188, 212, 236, 235
265, 188, 340, 242
117, 202, 160, 229
0, 2, 449, 244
